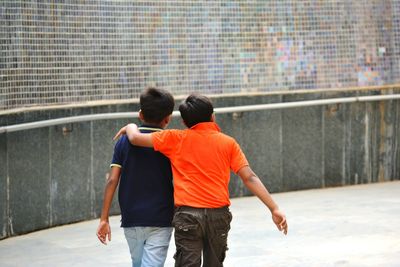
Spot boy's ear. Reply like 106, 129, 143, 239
163, 115, 172, 125
138, 110, 145, 122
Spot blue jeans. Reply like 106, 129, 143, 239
124, 227, 173, 267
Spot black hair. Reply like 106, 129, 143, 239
140, 87, 175, 124
178, 93, 214, 128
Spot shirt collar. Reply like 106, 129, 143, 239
139, 124, 163, 132
190, 122, 221, 132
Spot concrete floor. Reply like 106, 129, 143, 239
1, 181, 399, 267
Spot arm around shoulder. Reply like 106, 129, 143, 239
113, 123, 153, 147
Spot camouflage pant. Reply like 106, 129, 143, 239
172, 206, 232, 267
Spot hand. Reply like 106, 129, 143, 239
96, 220, 111, 245
272, 209, 288, 235
113, 125, 127, 140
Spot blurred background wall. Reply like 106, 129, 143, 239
1, 0, 400, 111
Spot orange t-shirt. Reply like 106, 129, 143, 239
151, 122, 249, 208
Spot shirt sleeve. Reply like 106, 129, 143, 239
230, 140, 249, 173
110, 137, 124, 168
151, 129, 182, 158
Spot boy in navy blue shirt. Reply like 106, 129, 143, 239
96, 88, 175, 267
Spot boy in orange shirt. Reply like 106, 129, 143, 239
114, 93, 288, 267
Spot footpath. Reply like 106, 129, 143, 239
0, 181, 399, 267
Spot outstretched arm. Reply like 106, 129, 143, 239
113, 123, 153, 147
237, 166, 288, 235
96, 166, 121, 245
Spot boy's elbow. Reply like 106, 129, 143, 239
125, 125, 139, 145
238, 166, 257, 182
106, 172, 120, 187
242, 174, 259, 185
105, 178, 119, 192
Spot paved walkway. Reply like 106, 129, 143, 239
1, 181, 399, 267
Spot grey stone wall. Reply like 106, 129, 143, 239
1, 90, 399, 239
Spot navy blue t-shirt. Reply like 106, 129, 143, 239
111, 125, 174, 227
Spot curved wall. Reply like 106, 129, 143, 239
1, 89, 399, 239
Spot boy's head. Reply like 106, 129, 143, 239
179, 93, 214, 128
139, 87, 174, 126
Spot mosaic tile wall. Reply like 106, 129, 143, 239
1, 0, 400, 110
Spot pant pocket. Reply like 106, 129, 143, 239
174, 223, 200, 241
172, 212, 201, 241
210, 211, 232, 262
172, 211, 203, 262
176, 223, 197, 232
